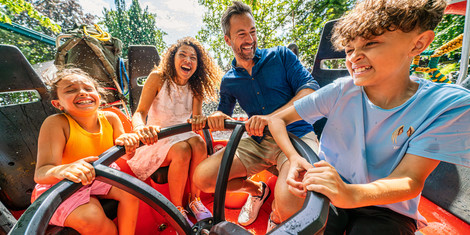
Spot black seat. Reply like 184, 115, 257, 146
0, 44, 56, 234
311, 20, 349, 137
422, 162, 470, 224
0, 44, 55, 211
0, 45, 118, 234
127, 45, 161, 113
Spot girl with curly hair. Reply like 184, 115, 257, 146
127, 37, 222, 226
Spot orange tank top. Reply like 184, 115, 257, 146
62, 112, 114, 164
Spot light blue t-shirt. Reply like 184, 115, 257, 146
294, 76, 470, 227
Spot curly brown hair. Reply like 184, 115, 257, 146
331, 0, 447, 50
155, 37, 222, 100
47, 66, 107, 100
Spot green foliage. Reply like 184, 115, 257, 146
101, 0, 167, 57
0, 90, 40, 107
0, 27, 55, 64
197, 0, 351, 69
290, 0, 353, 67
430, 14, 465, 64
1, 0, 96, 64
0, 0, 60, 32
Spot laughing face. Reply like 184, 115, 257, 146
344, 29, 418, 88
51, 74, 100, 116
174, 44, 198, 85
224, 12, 257, 62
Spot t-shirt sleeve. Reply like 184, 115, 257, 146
407, 104, 470, 167
293, 80, 342, 124
280, 47, 320, 93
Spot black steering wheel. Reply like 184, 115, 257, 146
9, 120, 329, 235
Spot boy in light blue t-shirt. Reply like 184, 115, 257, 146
246, 0, 470, 234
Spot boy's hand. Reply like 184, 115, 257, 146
207, 111, 232, 131
245, 115, 269, 137
134, 125, 160, 145
115, 133, 140, 153
188, 115, 207, 132
303, 160, 352, 208
286, 155, 313, 197
58, 156, 98, 185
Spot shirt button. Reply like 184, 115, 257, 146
262, 107, 265, 109
252, 78, 254, 80
257, 92, 260, 95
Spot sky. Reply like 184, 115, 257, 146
78, 0, 205, 46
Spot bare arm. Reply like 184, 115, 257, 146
105, 111, 140, 156
132, 71, 161, 128
303, 154, 439, 208
132, 71, 162, 145
189, 96, 207, 132
269, 88, 315, 117
246, 88, 314, 136
34, 115, 97, 185
266, 106, 314, 196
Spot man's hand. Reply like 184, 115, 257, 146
303, 160, 353, 208
286, 155, 314, 197
207, 111, 232, 131
134, 125, 160, 145
245, 115, 269, 136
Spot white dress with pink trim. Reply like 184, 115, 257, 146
128, 80, 198, 181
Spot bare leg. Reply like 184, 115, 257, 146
162, 141, 191, 206
186, 136, 207, 200
193, 147, 261, 195
102, 186, 139, 235
275, 160, 305, 222
64, 197, 117, 235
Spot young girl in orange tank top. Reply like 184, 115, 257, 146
32, 68, 140, 235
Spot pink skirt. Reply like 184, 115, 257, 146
31, 162, 119, 226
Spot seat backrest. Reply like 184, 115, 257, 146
127, 45, 160, 113
422, 162, 470, 224
311, 20, 349, 88
311, 20, 349, 137
0, 45, 55, 210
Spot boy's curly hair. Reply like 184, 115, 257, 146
331, 0, 447, 50
156, 37, 222, 100
47, 66, 106, 100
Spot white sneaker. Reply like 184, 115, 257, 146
266, 212, 279, 233
238, 181, 271, 226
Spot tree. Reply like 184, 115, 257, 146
0, 0, 60, 32
196, 0, 352, 69
0, 0, 96, 64
101, 0, 167, 57
289, 0, 353, 67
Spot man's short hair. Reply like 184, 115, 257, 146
221, 1, 254, 36
331, 0, 447, 50
287, 43, 299, 56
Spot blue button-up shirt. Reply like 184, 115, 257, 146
218, 46, 320, 142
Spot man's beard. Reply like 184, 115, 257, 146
235, 43, 256, 61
